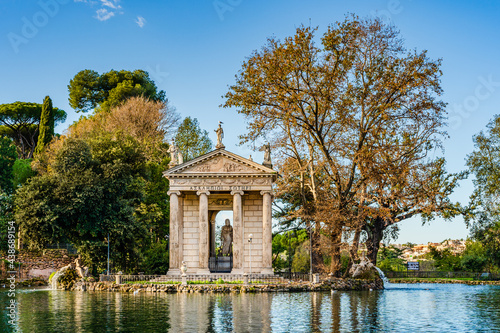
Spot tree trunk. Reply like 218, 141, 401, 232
343, 228, 361, 277
311, 229, 323, 272
329, 230, 343, 277
365, 218, 385, 266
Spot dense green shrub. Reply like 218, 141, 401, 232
140, 241, 169, 274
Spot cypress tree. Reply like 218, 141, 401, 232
35, 96, 54, 155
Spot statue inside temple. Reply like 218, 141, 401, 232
221, 219, 233, 256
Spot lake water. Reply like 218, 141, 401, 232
2, 283, 500, 332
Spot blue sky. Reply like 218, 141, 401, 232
1, 0, 499, 244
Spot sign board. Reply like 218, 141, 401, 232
407, 261, 419, 271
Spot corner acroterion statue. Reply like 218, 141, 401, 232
262, 143, 272, 169
168, 139, 179, 168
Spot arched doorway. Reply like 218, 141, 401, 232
209, 210, 233, 273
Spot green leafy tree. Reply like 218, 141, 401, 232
0, 101, 66, 158
12, 159, 35, 189
174, 117, 213, 161
377, 245, 406, 271
34, 96, 54, 155
0, 136, 17, 193
461, 240, 488, 272
427, 246, 462, 271
272, 229, 309, 272
291, 244, 310, 273
466, 115, 500, 271
139, 240, 169, 274
32, 96, 176, 270
68, 69, 167, 113
15, 136, 148, 272
0, 191, 14, 252
471, 224, 500, 272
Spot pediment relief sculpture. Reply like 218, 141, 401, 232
182, 156, 257, 174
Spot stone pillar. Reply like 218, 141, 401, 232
197, 190, 211, 274
167, 190, 181, 275
210, 217, 216, 257
261, 190, 273, 274
231, 190, 244, 274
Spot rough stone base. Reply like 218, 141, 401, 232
71, 277, 383, 293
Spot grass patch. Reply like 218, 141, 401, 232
389, 277, 475, 282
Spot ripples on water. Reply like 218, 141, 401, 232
1, 283, 500, 332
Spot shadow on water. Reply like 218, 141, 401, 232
1, 284, 500, 332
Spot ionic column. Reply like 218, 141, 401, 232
231, 190, 244, 274
197, 190, 211, 274
167, 190, 181, 275
261, 190, 273, 274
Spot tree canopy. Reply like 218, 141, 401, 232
26, 94, 178, 271
466, 115, 500, 269
16, 135, 148, 271
175, 117, 213, 161
0, 101, 66, 159
224, 16, 458, 273
68, 69, 167, 113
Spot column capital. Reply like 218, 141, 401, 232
260, 190, 273, 197
231, 190, 244, 196
196, 190, 210, 196
167, 190, 181, 196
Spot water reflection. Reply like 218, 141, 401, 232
1, 284, 500, 332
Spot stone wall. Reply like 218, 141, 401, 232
243, 192, 263, 272
0, 249, 77, 280
182, 194, 200, 270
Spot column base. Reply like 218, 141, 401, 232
230, 268, 245, 275
167, 269, 181, 276
260, 268, 274, 275
197, 268, 211, 275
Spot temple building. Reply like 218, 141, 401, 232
163, 127, 277, 275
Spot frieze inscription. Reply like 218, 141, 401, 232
189, 186, 252, 191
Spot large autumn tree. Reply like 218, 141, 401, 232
224, 16, 456, 273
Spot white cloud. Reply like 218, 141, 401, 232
95, 8, 115, 21
74, 0, 97, 4
100, 0, 121, 10
135, 16, 146, 28
77, 0, 123, 21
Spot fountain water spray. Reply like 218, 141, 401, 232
374, 267, 390, 287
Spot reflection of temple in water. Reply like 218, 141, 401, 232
168, 293, 273, 332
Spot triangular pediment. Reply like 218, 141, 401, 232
164, 149, 276, 176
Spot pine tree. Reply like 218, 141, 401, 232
175, 117, 213, 161
35, 96, 54, 155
